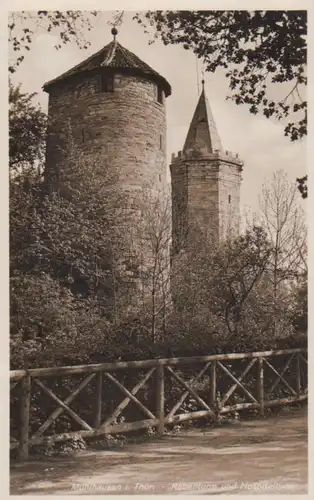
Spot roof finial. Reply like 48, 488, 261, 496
102, 27, 118, 66
201, 78, 205, 90
111, 26, 118, 41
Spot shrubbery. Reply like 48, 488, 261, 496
9, 86, 308, 458
9, 84, 307, 369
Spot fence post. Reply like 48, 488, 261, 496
94, 372, 103, 429
256, 357, 264, 416
156, 364, 165, 436
296, 354, 301, 398
19, 374, 31, 461
209, 361, 217, 407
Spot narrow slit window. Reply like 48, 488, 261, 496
160, 135, 163, 150
100, 74, 114, 93
157, 86, 163, 104
228, 194, 231, 204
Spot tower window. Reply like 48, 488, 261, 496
160, 135, 163, 150
157, 86, 163, 104
228, 194, 231, 204
98, 74, 114, 93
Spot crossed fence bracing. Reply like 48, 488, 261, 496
10, 348, 308, 460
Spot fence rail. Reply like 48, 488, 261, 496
10, 348, 308, 461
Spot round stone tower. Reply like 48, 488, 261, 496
43, 31, 171, 202
43, 32, 172, 310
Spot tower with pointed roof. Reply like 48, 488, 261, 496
170, 81, 243, 257
43, 31, 172, 302
44, 31, 171, 197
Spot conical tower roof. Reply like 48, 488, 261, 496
43, 38, 171, 96
183, 82, 223, 155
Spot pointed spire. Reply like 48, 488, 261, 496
183, 83, 223, 156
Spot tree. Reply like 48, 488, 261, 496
296, 175, 308, 199
32, 140, 130, 305
170, 225, 292, 348
10, 127, 135, 367
258, 170, 307, 296
290, 274, 307, 332
135, 11, 306, 140
125, 186, 172, 342
10, 271, 113, 368
9, 147, 120, 367
205, 226, 274, 339
8, 11, 99, 74
134, 10, 307, 196
9, 83, 47, 172
10, 168, 42, 275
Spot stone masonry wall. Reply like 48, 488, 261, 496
170, 162, 188, 255
170, 152, 243, 254
170, 156, 220, 252
218, 161, 242, 241
46, 72, 167, 200
186, 160, 220, 244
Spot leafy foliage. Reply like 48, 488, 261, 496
10, 125, 136, 368
171, 225, 295, 348
290, 274, 307, 332
10, 270, 113, 369
134, 11, 307, 142
134, 10, 307, 197
10, 152, 305, 368
9, 83, 47, 171
8, 11, 99, 73
297, 175, 308, 199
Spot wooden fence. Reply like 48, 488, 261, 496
10, 348, 308, 461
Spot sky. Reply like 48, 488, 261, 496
9, 10, 307, 218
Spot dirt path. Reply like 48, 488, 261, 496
10, 408, 307, 495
